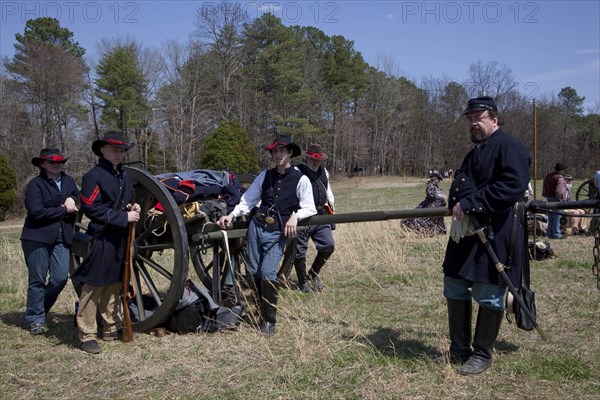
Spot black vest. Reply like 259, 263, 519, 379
297, 163, 328, 211
253, 167, 303, 231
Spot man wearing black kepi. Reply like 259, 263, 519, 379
435, 96, 531, 375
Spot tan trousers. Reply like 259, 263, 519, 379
565, 209, 590, 234
77, 282, 122, 342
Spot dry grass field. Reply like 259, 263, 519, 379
1, 176, 599, 399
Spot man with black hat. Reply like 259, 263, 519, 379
293, 144, 336, 293
21, 149, 79, 335
542, 162, 568, 239
71, 132, 140, 354
436, 96, 531, 375
217, 134, 316, 336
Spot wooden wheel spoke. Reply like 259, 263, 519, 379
136, 261, 164, 308
136, 253, 173, 280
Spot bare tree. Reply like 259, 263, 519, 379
194, 2, 246, 121
155, 40, 214, 172
465, 60, 518, 106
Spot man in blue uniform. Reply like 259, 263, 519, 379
72, 132, 140, 354
437, 96, 531, 375
294, 144, 336, 292
217, 134, 316, 336
21, 149, 79, 335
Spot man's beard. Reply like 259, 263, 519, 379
470, 129, 486, 144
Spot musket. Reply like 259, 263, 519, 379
122, 213, 136, 343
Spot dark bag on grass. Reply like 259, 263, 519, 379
168, 279, 244, 334
168, 279, 218, 334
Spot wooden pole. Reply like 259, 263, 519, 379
533, 99, 537, 199
533, 99, 537, 244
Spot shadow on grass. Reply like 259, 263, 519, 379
0, 311, 80, 347
347, 326, 436, 359
346, 326, 521, 360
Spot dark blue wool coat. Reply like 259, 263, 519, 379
21, 170, 80, 245
71, 158, 133, 286
443, 129, 531, 287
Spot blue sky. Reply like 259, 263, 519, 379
1, 1, 599, 111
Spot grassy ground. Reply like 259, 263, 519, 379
1, 176, 599, 399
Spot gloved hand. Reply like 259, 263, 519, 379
449, 216, 474, 243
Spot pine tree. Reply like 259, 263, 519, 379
0, 154, 17, 221
198, 122, 258, 174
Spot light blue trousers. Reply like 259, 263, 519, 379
444, 276, 506, 310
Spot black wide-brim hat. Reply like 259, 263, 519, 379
265, 134, 301, 158
463, 96, 498, 115
92, 132, 135, 157
31, 148, 69, 167
305, 144, 328, 160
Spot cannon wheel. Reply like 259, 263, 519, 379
70, 167, 189, 332
575, 178, 598, 201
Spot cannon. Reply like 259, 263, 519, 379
70, 167, 600, 332
70, 166, 255, 332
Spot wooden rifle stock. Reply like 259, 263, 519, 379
122, 219, 135, 342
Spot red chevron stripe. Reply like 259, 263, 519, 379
81, 185, 100, 206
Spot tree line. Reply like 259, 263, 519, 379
1, 4, 599, 217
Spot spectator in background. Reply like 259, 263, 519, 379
542, 163, 567, 239
21, 149, 79, 335
401, 171, 448, 235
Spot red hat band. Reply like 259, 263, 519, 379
307, 151, 325, 160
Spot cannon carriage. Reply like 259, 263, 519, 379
70, 167, 600, 333
70, 166, 255, 332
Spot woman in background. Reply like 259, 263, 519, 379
401, 171, 448, 235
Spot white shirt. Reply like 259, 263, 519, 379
229, 168, 317, 220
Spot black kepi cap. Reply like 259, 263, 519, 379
463, 96, 498, 115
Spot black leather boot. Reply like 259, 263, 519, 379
260, 279, 279, 337
308, 251, 332, 292
433, 299, 472, 364
294, 258, 312, 293
457, 307, 504, 375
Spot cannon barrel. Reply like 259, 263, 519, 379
191, 199, 600, 243
527, 199, 599, 211
192, 207, 451, 242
